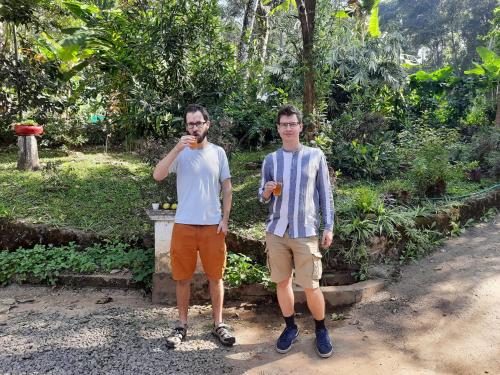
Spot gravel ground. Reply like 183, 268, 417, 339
0, 288, 240, 375
2, 216, 499, 375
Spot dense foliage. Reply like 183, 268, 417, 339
1, 0, 499, 278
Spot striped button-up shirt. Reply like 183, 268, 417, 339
259, 145, 334, 238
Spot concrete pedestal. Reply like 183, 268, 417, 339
17, 135, 40, 171
145, 209, 204, 304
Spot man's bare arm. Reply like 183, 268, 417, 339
217, 178, 232, 234
152, 135, 195, 181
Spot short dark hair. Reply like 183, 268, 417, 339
276, 104, 302, 124
184, 104, 210, 123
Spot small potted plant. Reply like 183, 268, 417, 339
12, 119, 44, 136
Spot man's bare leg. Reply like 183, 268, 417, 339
176, 278, 191, 325
208, 278, 224, 325
304, 287, 325, 320
276, 277, 295, 316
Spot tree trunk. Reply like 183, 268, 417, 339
255, 2, 270, 66
495, 84, 500, 128
238, 0, 259, 64
13, 23, 22, 120
12, 24, 18, 63
297, 0, 317, 139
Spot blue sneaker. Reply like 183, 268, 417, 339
315, 328, 333, 358
276, 326, 299, 353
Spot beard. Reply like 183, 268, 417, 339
193, 128, 208, 143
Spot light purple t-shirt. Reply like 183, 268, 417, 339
169, 143, 231, 225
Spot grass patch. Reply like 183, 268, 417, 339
228, 148, 275, 240
0, 150, 165, 239
0, 147, 496, 246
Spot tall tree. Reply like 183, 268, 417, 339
254, 1, 271, 65
238, 0, 259, 63
297, 0, 316, 133
264, 0, 319, 135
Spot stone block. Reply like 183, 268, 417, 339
152, 273, 210, 304
152, 272, 176, 304
293, 279, 386, 307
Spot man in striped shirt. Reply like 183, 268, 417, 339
259, 105, 335, 358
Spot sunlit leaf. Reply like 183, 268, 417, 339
367, 0, 381, 38
333, 10, 350, 18
464, 63, 486, 76
476, 46, 500, 66
266, 0, 297, 16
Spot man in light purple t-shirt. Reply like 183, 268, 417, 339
153, 104, 235, 348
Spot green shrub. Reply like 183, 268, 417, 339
136, 137, 175, 166
351, 186, 382, 214
222, 78, 284, 148
0, 242, 154, 288
379, 179, 413, 204
224, 253, 271, 288
398, 126, 458, 162
400, 226, 443, 262
327, 111, 400, 179
407, 141, 452, 198
335, 196, 449, 280
461, 95, 495, 127
469, 126, 500, 177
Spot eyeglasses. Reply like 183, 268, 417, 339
186, 121, 207, 129
278, 122, 300, 129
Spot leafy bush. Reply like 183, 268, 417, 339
408, 142, 451, 197
469, 126, 500, 177
400, 226, 443, 262
205, 116, 238, 158
0, 242, 154, 288
406, 67, 477, 129
224, 253, 271, 288
461, 95, 495, 127
397, 126, 459, 164
379, 179, 413, 204
135, 137, 176, 167
334, 185, 449, 280
223, 91, 278, 148
41, 118, 89, 148
351, 186, 383, 214
327, 111, 400, 179
398, 127, 458, 197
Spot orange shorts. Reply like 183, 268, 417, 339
170, 224, 227, 280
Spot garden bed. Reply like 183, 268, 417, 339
1, 190, 498, 284
1, 149, 499, 295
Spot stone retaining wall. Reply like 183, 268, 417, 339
2, 190, 499, 268
0, 218, 102, 251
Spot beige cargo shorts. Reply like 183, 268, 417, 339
265, 232, 322, 289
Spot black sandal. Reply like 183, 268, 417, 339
166, 325, 187, 349
212, 323, 236, 347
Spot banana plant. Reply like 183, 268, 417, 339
33, 0, 120, 81
334, 0, 381, 41
465, 46, 500, 127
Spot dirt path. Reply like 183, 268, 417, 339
1, 217, 499, 374
231, 217, 500, 375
